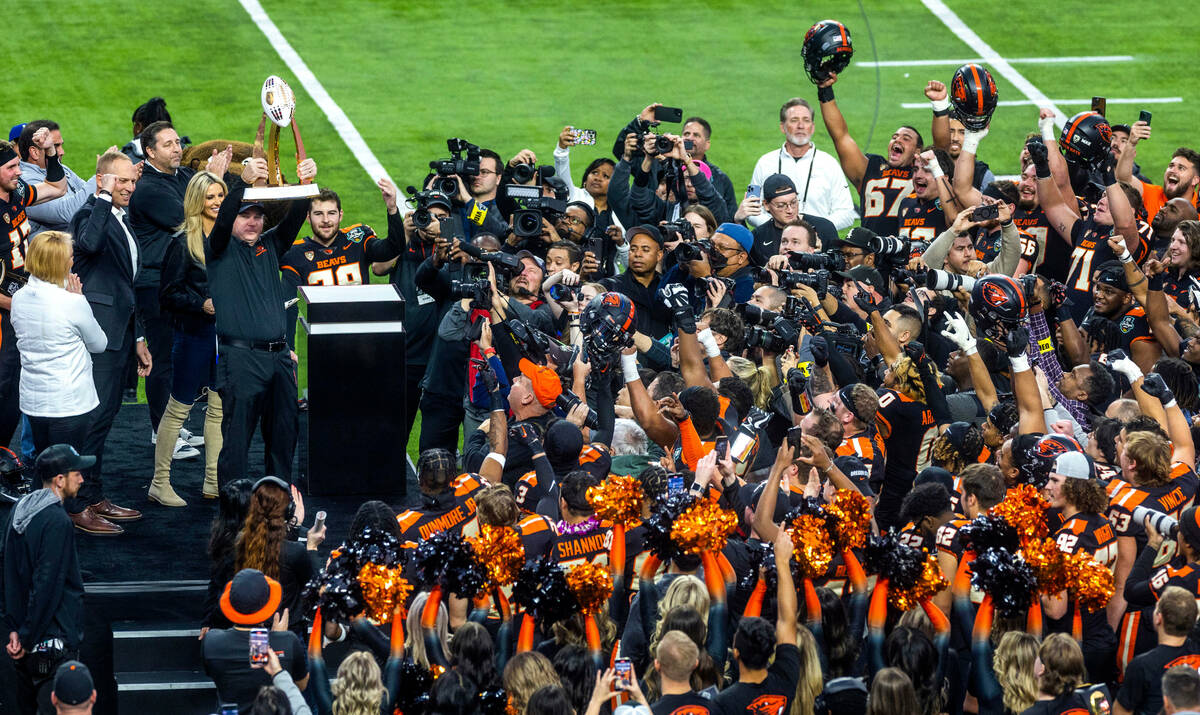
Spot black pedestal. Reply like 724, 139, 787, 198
300, 285, 406, 496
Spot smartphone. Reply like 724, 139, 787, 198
1139, 110, 1152, 126
249, 628, 270, 666
667, 473, 684, 494
746, 184, 763, 200
313, 510, 326, 532
438, 216, 465, 242
567, 127, 597, 146
1091, 96, 1107, 116
786, 425, 805, 450
614, 657, 634, 686
653, 106, 684, 123
971, 204, 1000, 222
715, 435, 729, 460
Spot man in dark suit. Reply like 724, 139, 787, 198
67, 151, 150, 535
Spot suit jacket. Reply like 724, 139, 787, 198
70, 195, 142, 353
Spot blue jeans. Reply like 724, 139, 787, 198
171, 325, 217, 404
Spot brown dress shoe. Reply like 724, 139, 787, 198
70, 507, 124, 535
90, 499, 142, 521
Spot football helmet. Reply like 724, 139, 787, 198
949, 63, 998, 131
802, 20, 854, 84
971, 275, 1028, 339
1019, 434, 1083, 487
580, 292, 636, 368
1059, 111, 1112, 168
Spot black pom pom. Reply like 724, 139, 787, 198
303, 526, 404, 622
643, 492, 697, 563
413, 531, 486, 598
863, 529, 924, 591
971, 548, 1037, 619
958, 513, 1020, 555
511, 557, 579, 627
394, 658, 433, 714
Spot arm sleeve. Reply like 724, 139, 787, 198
158, 239, 206, 316
1026, 311, 1091, 427
438, 303, 470, 341
628, 167, 666, 224
271, 670, 312, 715
130, 180, 186, 233
206, 185, 244, 260
552, 146, 577, 194
266, 199, 311, 258
987, 220, 1022, 276
691, 169, 731, 224
283, 267, 303, 349
26, 182, 92, 229
18, 520, 71, 647
679, 417, 707, 470
414, 258, 453, 301
606, 160, 638, 230
362, 211, 406, 262
74, 296, 109, 354
747, 155, 771, 227
823, 154, 860, 230
923, 227, 956, 271
72, 196, 112, 257
1122, 544, 1160, 608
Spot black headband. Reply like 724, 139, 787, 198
0, 145, 16, 166
838, 385, 869, 425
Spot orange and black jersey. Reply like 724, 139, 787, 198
280, 225, 378, 287
837, 431, 886, 489
897, 195, 946, 244
395, 473, 485, 545
1111, 306, 1157, 353
1012, 207, 1053, 273
1160, 269, 1194, 309
1056, 512, 1118, 569
934, 517, 971, 561
859, 155, 915, 236
1108, 463, 1199, 549
874, 389, 940, 528
898, 521, 928, 552
1061, 216, 1151, 324
0, 177, 37, 274
514, 470, 549, 514
516, 512, 556, 563
972, 225, 1005, 264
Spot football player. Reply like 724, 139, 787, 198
0, 130, 68, 291
897, 149, 952, 244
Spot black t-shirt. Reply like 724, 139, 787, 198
653, 691, 717, 715
1116, 641, 1200, 715
201, 628, 307, 714
1019, 691, 1093, 715
713, 643, 800, 715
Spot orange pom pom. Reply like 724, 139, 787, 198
827, 489, 871, 551
567, 562, 614, 615
788, 513, 834, 579
991, 484, 1049, 546
357, 563, 413, 623
587, 475, 644, 527
1023, 538, 1071, 595
890, 554, 948, 611
671, 499, 738, 554
470, 525, 526, 590
1069, 552, 1115, 612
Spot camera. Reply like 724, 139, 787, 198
819, 322, 865, 360
406, 188, 450, 231
429, 137, 481, 188
505, 184, 567, 239
787, 251, 845, 272
870, 234, 911, 259
737, 303, 781, 327
972, 204, 1000, 222
455, 240, 523, 278
449, 279, 492, 309
509, 321, 579, 377
1132, 506, 1179, 539
511, 163, 556, 186
556, 389, 599, 429
765, 268, 829, 296
926, 270, 976, 292
675, 240, 727, 270
548, 283, 581, 302
661, 219, 696, 243
743, 317, 799, 354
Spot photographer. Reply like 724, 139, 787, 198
629, 132, 730, 227
749, 174, 838, 266
600, 225, 671, 339
659, 223, 758, 310
921, 195, 1020, 278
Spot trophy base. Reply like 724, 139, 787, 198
243, 183, 321, 202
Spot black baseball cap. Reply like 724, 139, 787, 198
834, 455, 875, 497
35, 444, 95, 483
514, 250, 546, 272
625, 224, 664, 245
834, 266, 887, 297
237, 201, 266, 215
763, 173, 797, 201
53, 661, 94, 706
840, 227, 877, 250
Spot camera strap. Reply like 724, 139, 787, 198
777, 146, 816, 213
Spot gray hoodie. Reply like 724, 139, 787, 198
12, 488, 61, 534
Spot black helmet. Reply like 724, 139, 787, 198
802, 20, 854, 84
580, 292, 636, 368
971, 275, 1028, 335
949, 63, 998, 131
1019, 434, 1082, 487
1059, 111, 1112, 168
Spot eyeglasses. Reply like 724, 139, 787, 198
560, 216, 585, 227
476, 169, 498, 176
841, 250, 865, 259
769, 198, 799, 210
712, 240, 743, 255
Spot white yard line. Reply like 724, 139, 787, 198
859, 55, 1133, 68
238, 0, 395, 187
901, 97, 1182, 109
919, 0, 1068, 126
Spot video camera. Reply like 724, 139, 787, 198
505, 184, 568, 240
449, 278, 492, 312
819, 322, 864, 361
509, 320, 580, 379
428, 137, 480, 196
743, 316, 799, 354
786, 250, 846, 272
405, 188, 451, 231
756, 268, 829, 297
675, 240, 727, 271
453, 240, 523, 279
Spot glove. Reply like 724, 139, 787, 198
1019, 274, 1039, 307
473, 359, 503, 412
1005, 326, 1030, 358
1100, 157, 1118, 187
1107, 350, 1144, 383
852, 281, 879, 314
1026, 138, 1051, 179
810, 335, 829, 368
661, 283, 697, 334
786, 368, 811, 415
940, 313, 978, 355
1140, 373, 1176, 406
509, 422, 543, 452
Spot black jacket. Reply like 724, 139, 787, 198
1, 494, 84, 650
160, 233, 214, 334
71, 195, 143, 352
128, 163, 195, 289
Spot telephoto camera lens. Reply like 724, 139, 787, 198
870, 235, 911, 257
512, 163, 536, 184
925, 270, 976, 292
654, 135, 675, 154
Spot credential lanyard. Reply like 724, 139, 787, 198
778, 147, 816, 213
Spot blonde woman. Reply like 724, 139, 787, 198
403, 591, 450, 670
792, 625, 824, 715
993, 631, 1039, 714
151, 171, 225, 504
502, 651, 560, 715
331, 650, 386, 715
12, 231, 106, 470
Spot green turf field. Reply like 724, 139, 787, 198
6, 0, 1196, 460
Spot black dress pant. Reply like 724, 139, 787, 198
31, 412, 94, 514
0, 312, 23, 449
215, 345, 298, 486
136, 286, 173, 430
402, 362, 426, 447
77, 325, 135, 513
418, 389, 463, 454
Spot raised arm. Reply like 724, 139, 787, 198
773, 526, 798, 645
1114, 121, 1150, 194
927, 81, 952, 152
817, 73, 870, 191
941, 313, 997, 411
1028, 139, 1079, 243
751, 444, 795, 543
1007, 327, 1048, 434
26, 127, 67, 204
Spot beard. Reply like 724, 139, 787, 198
509, 282, 535, 299
1017, 197, 1037, 211
1165, 179, 1192, 200
786, 133, 810, 148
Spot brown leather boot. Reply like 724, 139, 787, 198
70, 506, 124, 535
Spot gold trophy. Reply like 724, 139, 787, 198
246, 75, 320, 200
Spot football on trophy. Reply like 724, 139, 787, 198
261, 75, 296, 128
